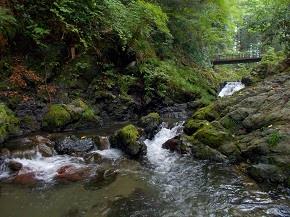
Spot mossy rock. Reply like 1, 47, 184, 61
183, 119, 209, 136
0, 103, 19, 143
193, 104, 219, 121
42, 104, 72, 130
65, 99, 97, 122
139, 112, 161, 139
193, 122, 229, 149
110, 124, 146, 158
191, 144, 227, 162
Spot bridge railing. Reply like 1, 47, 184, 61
213, 53, 262, 61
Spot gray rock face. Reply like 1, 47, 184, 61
55, 136, 96, 155
183, 61, 290, 187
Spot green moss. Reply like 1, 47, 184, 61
140, 112, 160, 126
0, 103, 19, 143
267, 131, 282, 147
193, 122, 229, 149
193, 104, 219, 121
42, 104, 71, 129
110, 124, 144, 157
68, 99, 97, 121
119, 124, 140, 144
183, 119, 208, 136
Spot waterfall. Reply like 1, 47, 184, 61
218, 82, 245, 97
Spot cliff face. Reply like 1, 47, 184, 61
183, 58, 290, 187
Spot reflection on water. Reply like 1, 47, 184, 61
0, 123, 290, 217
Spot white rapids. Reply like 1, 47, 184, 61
0, 137, 123, 182
218, 81, 245, 97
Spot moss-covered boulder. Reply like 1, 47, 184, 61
42, 100, 99, 131
0, 103, 20, 143
193, 122, 229, 149
192, 104, 219, 121
183, 119, 209, 136
139, 112, 161, 139
110, 124, 146, 158
42, 104, 71, 130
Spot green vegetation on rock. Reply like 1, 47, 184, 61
42, 104, 71, 129
193, 104, 219, 121
193, 122, 229, 149
110, 124, 146, 157
0, 103, 19, 143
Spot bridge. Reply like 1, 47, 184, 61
212, 54, 262, 65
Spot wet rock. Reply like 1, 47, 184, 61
191, 144, 227, 162
8, 160, 23, 171
38, 143, 54, 157
162, 137, 188, 154
31, 135, 55, 147
56, 165, 91, 182
193, 122, 229, 149
139, 113, 161, 139
98, 136, 110, 150
85, 168, 119, 190
183, 119, 208, 136
84, 152, 104, 164
247, 163, 286, 184
13, 172, 37, 186
55, 135, 95, 155
110, 124, 146, 158
193, 104, 219, 122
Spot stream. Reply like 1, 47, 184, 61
0, 83, 290, 217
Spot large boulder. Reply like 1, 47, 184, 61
42, 104, 71, 130
110, 124, 146, 158
139, 112, 161, 139
183, 119, 208, 136
0, 103, 20, 144
247, 163, 287, 184
161, 136, 189, 154
55, 135, 96, 155
193, 122, 229, 149
42, 100, 99, 131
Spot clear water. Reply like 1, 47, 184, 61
219, 82, 245, 97
0, 124, 290, 217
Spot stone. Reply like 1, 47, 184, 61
162, 137, 188, 154
56, 165, 91, 182
193, 122, 229, 149
191, 144, 227, 162
38, 143, 53, 157
183, 119, 208, 136
84, 152, 104, 164
13, 172, 37, 186
42, 104, 71, 130
110, 124, 146, 158
8, 160, 23, 171
247, 163, 286, 184
55, 135, 95, 155
139, 112, 161, 139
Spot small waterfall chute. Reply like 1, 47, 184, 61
218, 82, 245, 97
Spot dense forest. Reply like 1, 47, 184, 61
0, 0, 290, 216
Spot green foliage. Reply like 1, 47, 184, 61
0, 103, 19, 143
267, 131, 282, 147
140, 59, 216, 104
242, 0, 290, 52
0, 7, 17, 38
261, 47, 287, 65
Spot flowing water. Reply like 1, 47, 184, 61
219, 82, 245, 97
0, 123, 290, 217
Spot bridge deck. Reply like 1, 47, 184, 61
212, 56, 262, 65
